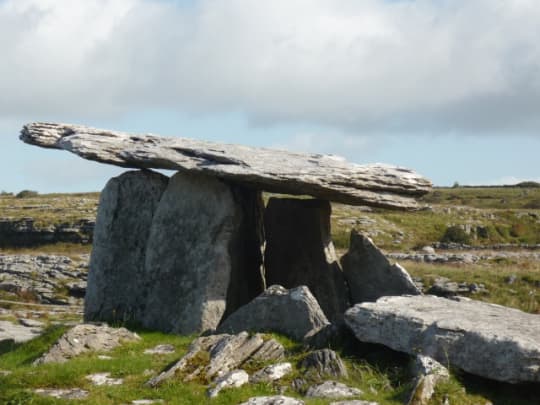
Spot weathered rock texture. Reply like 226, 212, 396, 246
299, 349, 348, 379
84, 170, 168, 323
407, 355, 449, 405
0, 254, 88, 305
264, 198, 349, 321
20, 122, 431, 209
146, 332, 284, 387
34, 324, 140, 364
84, 169, 264, 334
0, 320, 42, 343
142, 172, 265, 333
345, 295, 540, 383
341, 231, 421, 303
217, 285, 330, 341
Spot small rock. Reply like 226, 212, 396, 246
18, 318, 45, 328
407, 355, 449, 405
505, 275, 517, 285
0, 370, 13, 376
420, 246, 435, 255
239, 396, 305, 405
86, 372, 123, 386
306, 381, 363, 398
330, 401, 379, 405
98, 355, 113, 360
299, 349, 348, 378
34, 388, 89, 399
218, 285, 329, 341
207, 369, 249, 398
143, 344, 175, 355
251, 362, 293, 383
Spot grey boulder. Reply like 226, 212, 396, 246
218, 285, 330, 341
345, 295, 540, 383
341, 230, 421, 303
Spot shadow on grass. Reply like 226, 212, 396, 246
454, 370, 540, 405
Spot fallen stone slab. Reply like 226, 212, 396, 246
240, 396, 305, 405
20, 122, 431, 209
217, 285, 330, 341
34, 324, 140, 364
341, 231, 421, 303
345, 295, 540, 383
146, 332, 284, 387
264, 198, 349, 322
207, 369, 249, 398
306, 381, 363, 398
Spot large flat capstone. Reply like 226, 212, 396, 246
345, 295, 540, 383
20, 122, 431, 209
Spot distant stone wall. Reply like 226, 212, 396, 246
0, 218, 94, 247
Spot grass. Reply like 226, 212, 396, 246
404, 259, 540, 314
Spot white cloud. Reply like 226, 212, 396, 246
1, 0, 540, 134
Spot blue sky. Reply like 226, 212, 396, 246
1, 0, 539, 193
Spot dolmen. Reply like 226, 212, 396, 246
20, 122, 431, 333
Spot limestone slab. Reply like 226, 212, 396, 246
20, 122, 431, 209
345, 295, 540, 383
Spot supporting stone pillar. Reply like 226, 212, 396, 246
84, 170, 169, 323
263, 197, 349, 322
141, 172, 265, 334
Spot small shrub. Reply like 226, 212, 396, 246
510, 223, 526, 238
0, 190, 13, 196
15, 190, 39, 198
440, 225, 471, 244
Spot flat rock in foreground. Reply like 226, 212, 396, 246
345, 295, 540, 383
34, 324, 140, 364
20, 122, 431, 209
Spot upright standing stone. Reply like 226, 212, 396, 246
264, 198, 349, 322
341, 230, 420, 304
84, 170, 168, 323
142, 172, 264, 334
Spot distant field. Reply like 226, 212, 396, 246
1, 186, 540, 252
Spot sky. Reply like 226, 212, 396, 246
1, 0, 539, 193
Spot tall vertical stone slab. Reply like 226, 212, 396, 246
341, 230, 421, 304
84, 170, 169, 323
263, 198, 349, 322
142, 172, 264, 334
